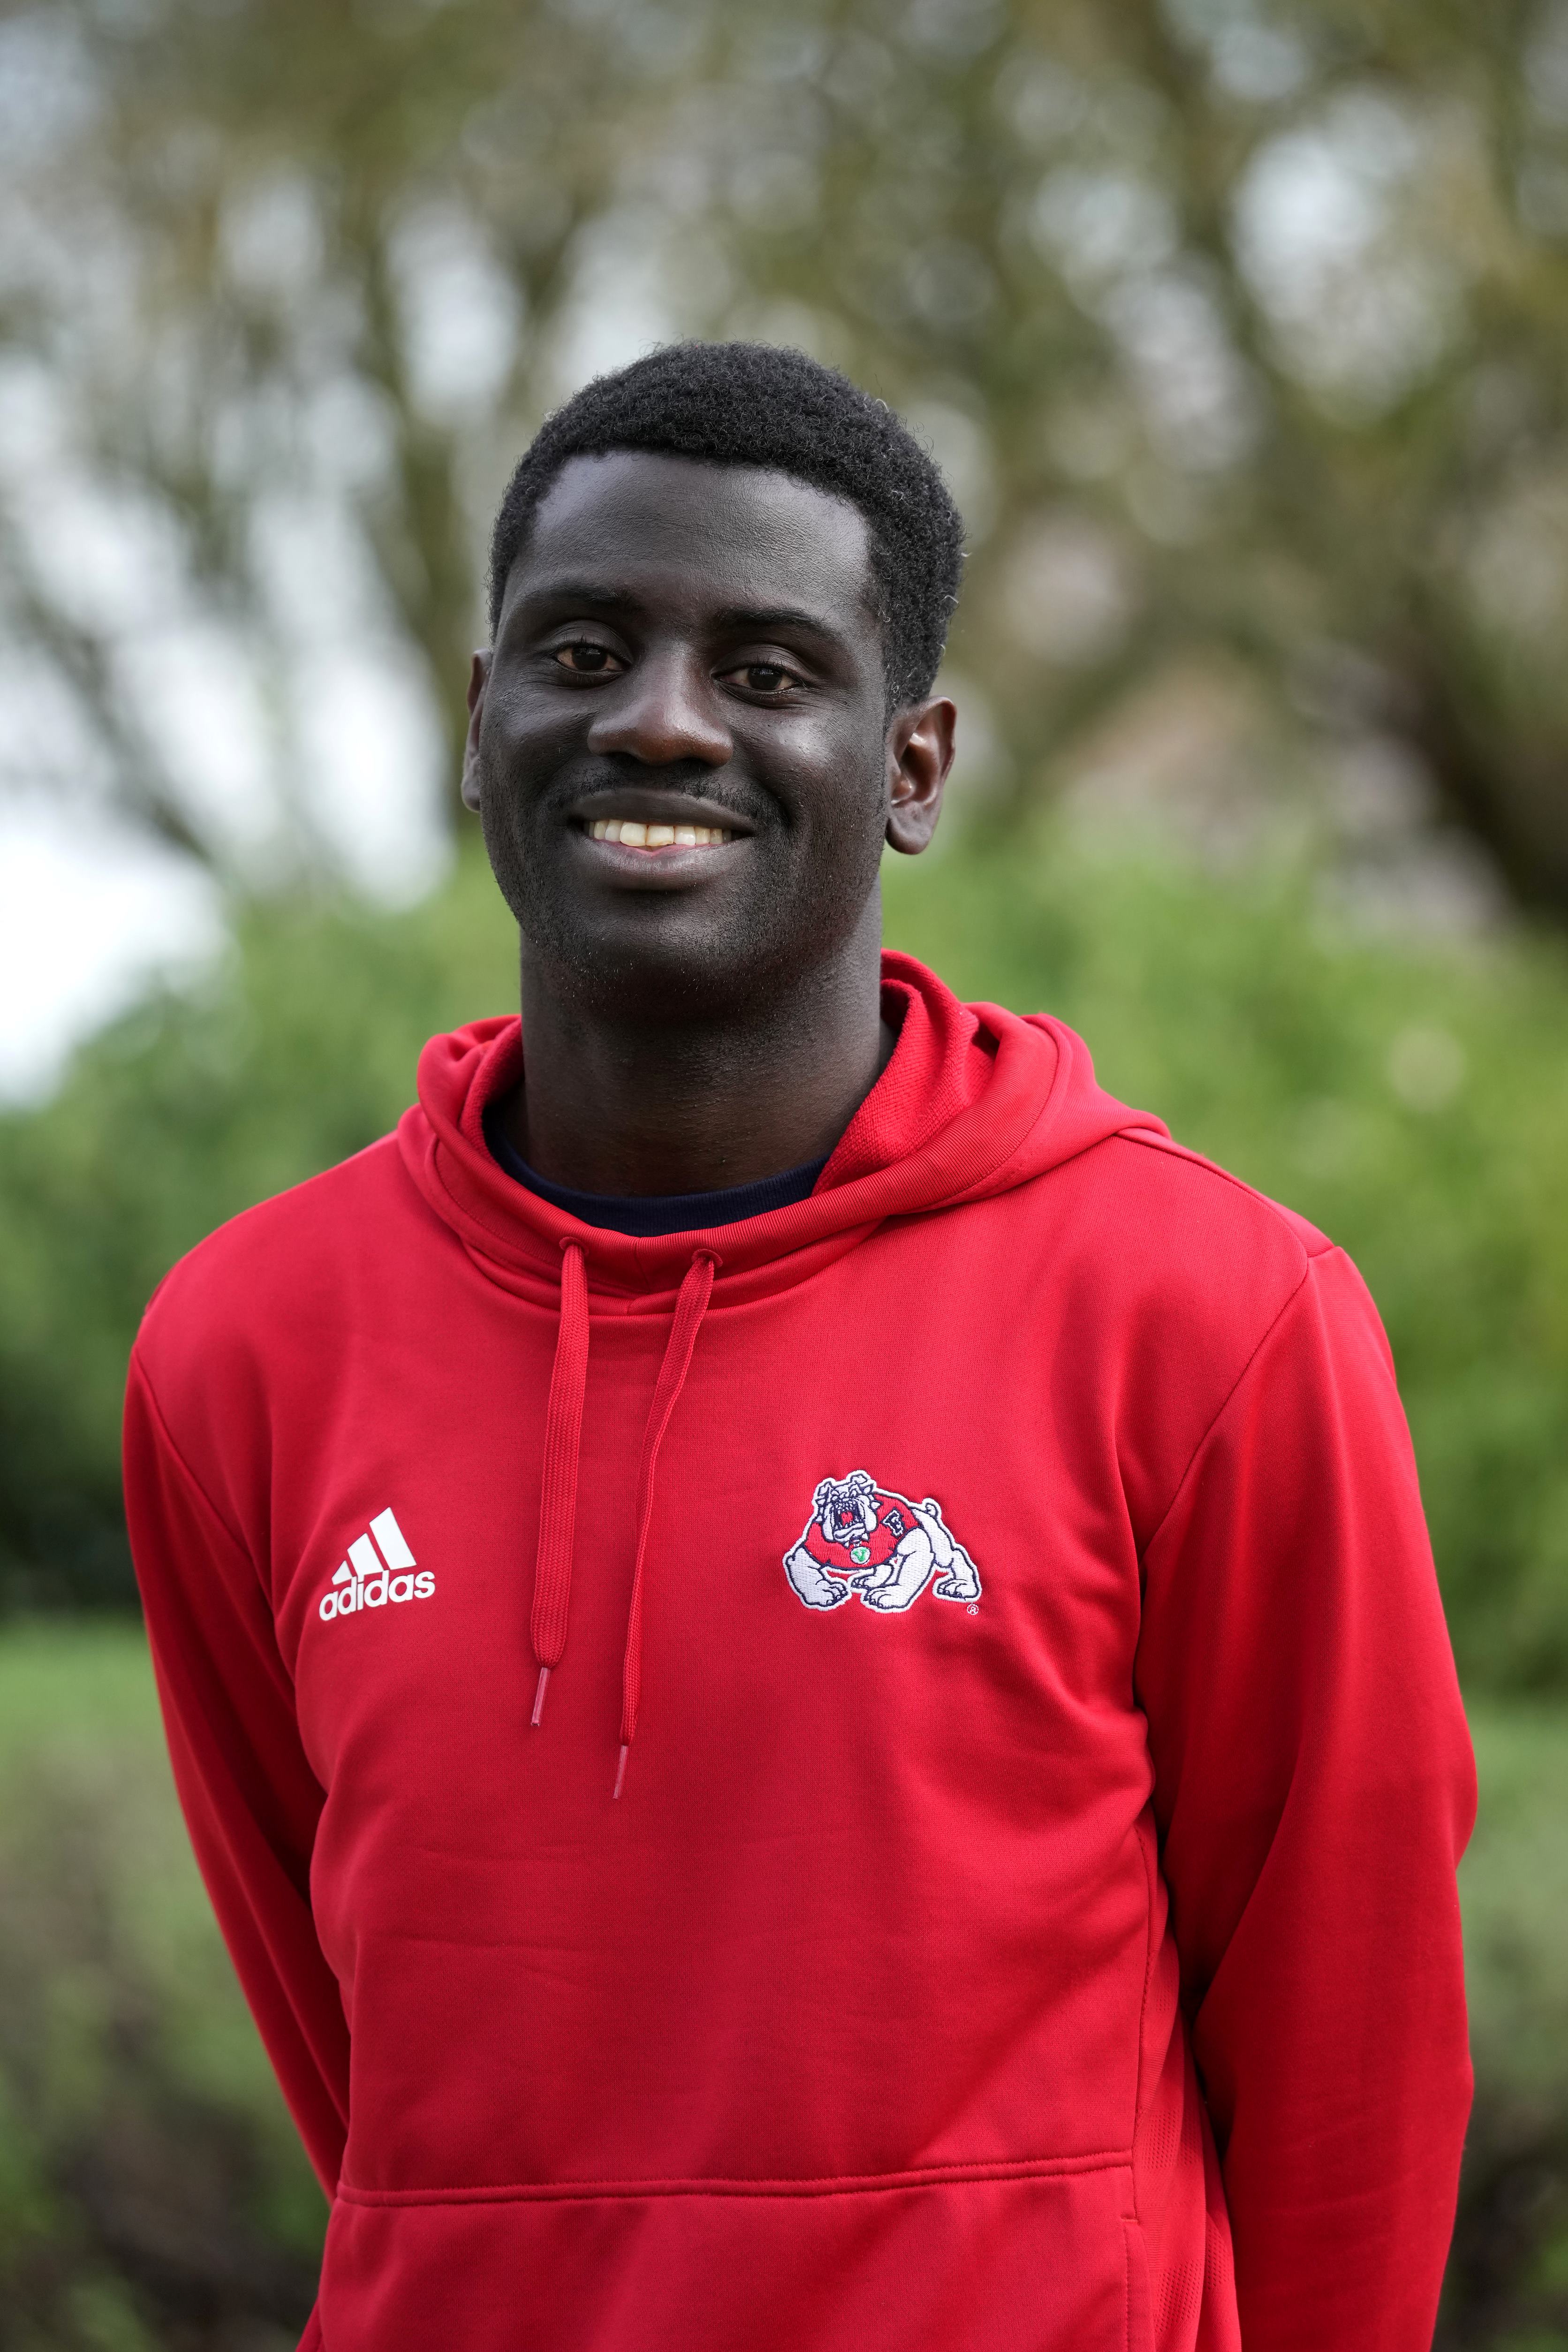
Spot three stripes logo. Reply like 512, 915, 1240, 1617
318, 1507, 434, 1623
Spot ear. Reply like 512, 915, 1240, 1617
461, 650, 492, 813
885, 696, 956, 856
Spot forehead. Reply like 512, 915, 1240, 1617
503, 450, 877, 629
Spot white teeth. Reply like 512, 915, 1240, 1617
586, 818, 736, 848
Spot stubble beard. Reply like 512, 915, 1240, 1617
479, 755, 890, 1038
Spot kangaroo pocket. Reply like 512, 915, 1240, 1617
320, 2160, 1139, 2352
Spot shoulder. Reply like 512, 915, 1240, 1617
1101, 1126, 1348, 1381
1016, 1122, 1333, 1335
1000, 1128, 1358, 1543
133, 1131, 422, 1397
1105, 1126, 1332, 1271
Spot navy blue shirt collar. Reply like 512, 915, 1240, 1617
482, 1103, 826, 1238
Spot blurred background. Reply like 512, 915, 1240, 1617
1, 0, 1566, 2342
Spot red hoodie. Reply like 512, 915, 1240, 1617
123, 953, 1474, 2352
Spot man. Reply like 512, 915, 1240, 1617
125, 341, 1474, 2352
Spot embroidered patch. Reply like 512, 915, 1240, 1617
783, 1470, 982, 1614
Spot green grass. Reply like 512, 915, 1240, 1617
0, 1622, 1564, 2344
1445, 1708, 1568, 2348
0, 1622, 322, 2352
1464, 1709, 1568, 2115
0, 1617, 166, 1756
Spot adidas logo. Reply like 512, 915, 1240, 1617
318, 1508, 434, 1622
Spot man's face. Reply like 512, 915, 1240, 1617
464, 451, 953, 1022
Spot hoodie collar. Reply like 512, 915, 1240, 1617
396, 951, 1166, 1304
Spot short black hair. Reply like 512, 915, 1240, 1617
487, 341, 965, 710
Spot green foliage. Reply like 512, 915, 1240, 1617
0, 1624, 323, 2350
7, 827, 1565, 1695
885, 825, 1568, 1690
1440, 1705, 1568, 2349
10, 0, 1568, 908
0, 853, 515, 1608
701, 0, 1568, 911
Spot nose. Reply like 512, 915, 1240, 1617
586, 648, 732, 768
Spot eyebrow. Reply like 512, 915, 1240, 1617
517, 579, 639, 613
515, 580, 850, 645
710, 602, 847, 643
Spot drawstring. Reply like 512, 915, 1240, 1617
527, 1243, 717, 1799
616, 1251, 715, 1798
529, 1241, 589, 1728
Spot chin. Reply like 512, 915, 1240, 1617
555, 932, 790, 1026
523, 893, 860, 1029
491, 821, 883, 1026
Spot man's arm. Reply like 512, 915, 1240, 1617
123, 1350, 350, 2196
1136, 1244, 1475, 2351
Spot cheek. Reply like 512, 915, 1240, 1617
483, 701, 563, 784
766, 718, 887, 835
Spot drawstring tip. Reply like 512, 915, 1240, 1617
530, 1666, 551, 1728
612, 1743, 629, 1800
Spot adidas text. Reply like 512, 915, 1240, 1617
319, 1507, 434, 1621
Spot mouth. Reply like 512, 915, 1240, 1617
566, 787, 757, 868
584, 817, 739, 851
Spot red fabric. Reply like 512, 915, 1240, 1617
123, 952, 1474, 2352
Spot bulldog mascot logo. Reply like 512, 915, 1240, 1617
784, 1470, 982, 1614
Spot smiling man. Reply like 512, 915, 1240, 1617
124, 343, 1474, 2352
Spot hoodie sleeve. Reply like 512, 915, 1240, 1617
1135, 1242, 1475, 2352
123, 1349, 349, 2198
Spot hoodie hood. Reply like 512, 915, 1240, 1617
399, 950, 1167, 1305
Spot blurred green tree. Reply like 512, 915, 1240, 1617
691, 0, 1568, 911
0, 0, 717, 878
4, 828, 1567, 1694
4, 0, 1568, 907
3, 0, 1568, 1680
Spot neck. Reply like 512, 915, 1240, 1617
508, 901, 890, 1198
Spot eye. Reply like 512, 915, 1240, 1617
723, 661, 799, 696
552, 641, 624, 675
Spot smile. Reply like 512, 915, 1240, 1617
585, 819, 738, 850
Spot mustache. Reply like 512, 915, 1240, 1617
540, 757, 767, 823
